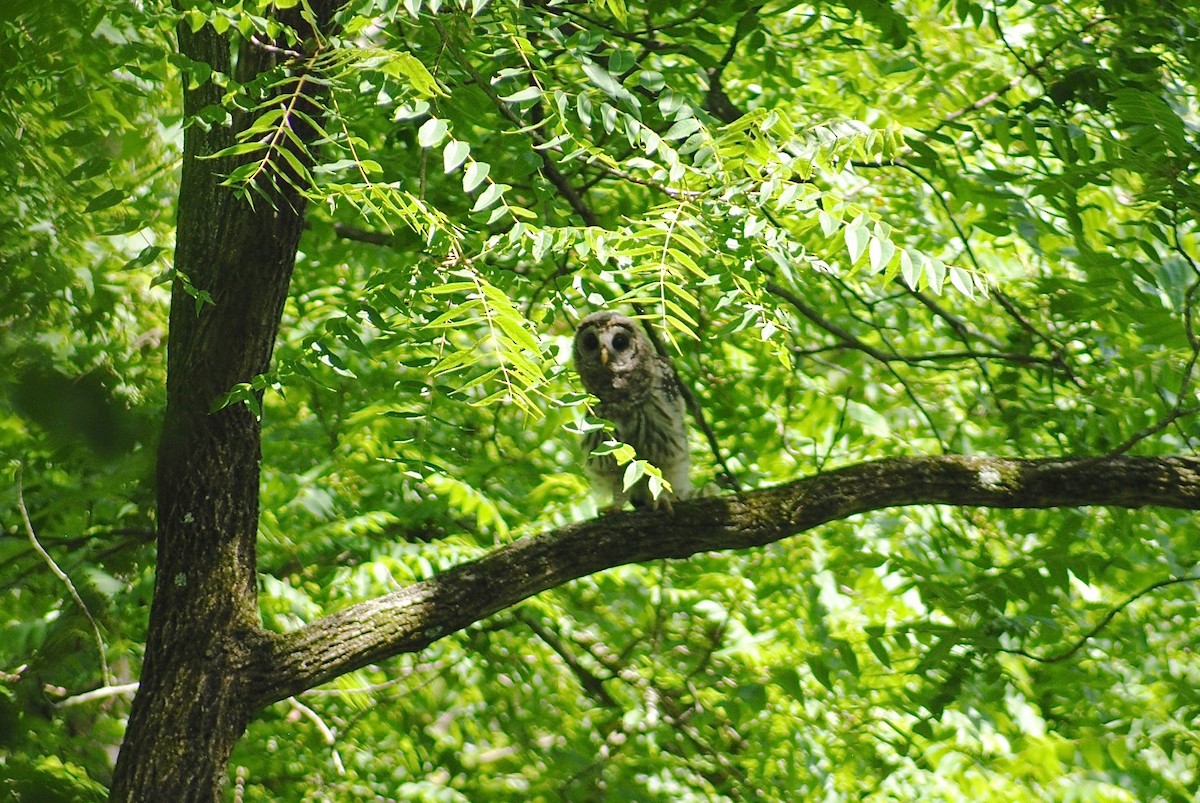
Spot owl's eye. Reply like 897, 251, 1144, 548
580, 331, 599, 352
612, 331, 631, 351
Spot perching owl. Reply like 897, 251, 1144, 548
573, 311, 691, 511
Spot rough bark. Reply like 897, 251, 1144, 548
252, 454, 1200, 706
108, 5, 340, 801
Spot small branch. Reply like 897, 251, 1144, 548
332, 222, 394, 246
1104, 404, 1200, 458
892, 162, 1073, 378
815, 387, 852, 473
704, 6, 758, 124
288, 698, 346, 775
435, 18, 600, 227
1000, 575, 1200, 664
791, 343, 1065, 369
517, 612, 619, 708
17, 467, 112, 686
765, 280, 891, 363
905, 286, 1005, 351
247, 35, 304, 60
0, 527, 152, 592
437, 18, 694, 206
55, 682, 141, 708
924, 15, 1110, 137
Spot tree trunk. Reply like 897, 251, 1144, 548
109, 6, 339, 800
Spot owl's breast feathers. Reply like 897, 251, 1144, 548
580, 360, 654, 404
593, 362, 684, 459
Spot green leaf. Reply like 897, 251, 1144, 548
1111, 88, 1188, 152
900, 249, 920, 289
949, 266, 974, 297
418, 118, 448, 148
925, 256, 947, 295
425, 281, 478, 296
582, 60, 624, 99
463, 161, 490, 193
84, 188, 126, 213
65, 157, 111, 183
621, 460, 645, 491
471, 183, 502, 213
847, 400, 890, 437
119, 245, 165, 272
869, 235, 895, 273
389, 52, 446, 97
844, 215, 869, 265
501, 86, 542, 104
663, 117, 701, 141
807, 656, 833, 690
443, 140, 470, 173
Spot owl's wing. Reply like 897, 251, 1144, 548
654, 354, 688, 411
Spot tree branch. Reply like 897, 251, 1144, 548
924, 15, 1110, 137
998, 574, 1200, 664
17, 466, 111, 686
255, 453, 1200, 705
55, 682, 141, 708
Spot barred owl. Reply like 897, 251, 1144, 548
573, 311, 691, 511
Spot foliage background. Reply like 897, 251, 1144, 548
3, 0, 1200, 799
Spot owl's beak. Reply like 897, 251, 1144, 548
600, 348, 609, 365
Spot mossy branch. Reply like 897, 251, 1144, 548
255, 453, 1200, 704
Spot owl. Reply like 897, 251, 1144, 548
573, 311, 691, 511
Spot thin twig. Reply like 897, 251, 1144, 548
815, 387, 852, 473
791, 343, 1064, 369
434, 17, 600, 225
905, 285, 1005, 351
893, 162, 1073, 377
1000, 575, 1200, 664
923, 15, 1110, 138
1104, 404, 1200, 458
17, 466, 112, 685
56, 682, 140, 708
289, 697, 346, 775
1101, 228, 1200, 458
765, 280, 891, 362
518, 612, 619, 708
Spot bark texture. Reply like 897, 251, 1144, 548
253, 454, 1200, 706
108, 5, 340, 801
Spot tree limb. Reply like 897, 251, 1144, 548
924, 15, 1111, 137
17, 466, 111, 686
999, 574, 1200, 664
254, 453, 1200, 705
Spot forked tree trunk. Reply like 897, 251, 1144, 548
109, 6, 339, 800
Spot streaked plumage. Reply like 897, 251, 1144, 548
572, 311, 691, 511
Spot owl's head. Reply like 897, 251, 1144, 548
573, 311, 652, 400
